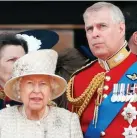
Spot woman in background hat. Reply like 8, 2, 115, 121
0, 49, 83, 138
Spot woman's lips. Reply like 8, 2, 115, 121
30, 97, 42, 102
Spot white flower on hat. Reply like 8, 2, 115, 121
16, 34, 41, 52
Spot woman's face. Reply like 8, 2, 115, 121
0, 45, 25, 86
20, 75, 52, 111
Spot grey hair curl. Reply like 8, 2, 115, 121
83, 2, 125, 24
13, 78, 22, 99
49, 76, 60, 96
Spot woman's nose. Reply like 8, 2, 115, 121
33, 84, 40, 93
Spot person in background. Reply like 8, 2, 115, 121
123, 4, 137, 54
0, 33, 28, 109
56, 47, 89, 82
0, 49, 83, 138
66, 2, 137, 138
55, 47, 89, 108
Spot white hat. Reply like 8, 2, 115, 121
4, 49, 67, 102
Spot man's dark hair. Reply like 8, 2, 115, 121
0, 33, 28, 53
123, 4, 137, 41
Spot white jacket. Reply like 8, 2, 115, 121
0, 106, 83, 138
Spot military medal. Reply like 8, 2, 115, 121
116, 83, 121, 102
111, 95, 118, 102
128, 84, 136, 102
122, 103, 137, 138
121, 103, 137, 124
132, 84, 137, 102
122, 125, 137, 138
125, 84, 131, 102
120, 83, 126, 102
111, 84, 118, 102
132, 94, 137, 102
134, 84, 137, 94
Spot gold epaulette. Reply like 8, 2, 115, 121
71, 59, 97, 78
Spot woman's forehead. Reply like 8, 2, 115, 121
21, 75, 50, 81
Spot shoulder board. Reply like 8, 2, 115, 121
71, 59, 97, 78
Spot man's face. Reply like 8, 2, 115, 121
0, 45, 25, 86
84, 7, 125, 60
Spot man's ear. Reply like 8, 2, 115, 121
132, 31, 137, 45
119, 22, 125, 37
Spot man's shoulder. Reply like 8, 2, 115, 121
71, 59, 97, 77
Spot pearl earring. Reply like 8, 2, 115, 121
18, 95, 20, 99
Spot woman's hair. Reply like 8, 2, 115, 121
0, 33, 28, 56
49, 76, 60, 95
83, 2, 125, 24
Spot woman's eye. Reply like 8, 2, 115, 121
40, 82, 46, 85
7, 58, 17, 62
27, 81, 33, 84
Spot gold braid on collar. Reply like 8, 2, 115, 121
66, 72, 106, 117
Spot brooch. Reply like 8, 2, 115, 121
121, 103, 137, 124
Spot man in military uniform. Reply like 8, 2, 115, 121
67, 2, 137, 138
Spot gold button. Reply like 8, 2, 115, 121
103, 94, 108, 99
105, 76, 111, 81
104, 85, 109, 90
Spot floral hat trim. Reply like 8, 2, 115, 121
16, 34, 41, 52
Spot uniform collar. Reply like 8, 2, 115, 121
98, 41, 130, 71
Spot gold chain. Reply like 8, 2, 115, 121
66, 72, 106, 117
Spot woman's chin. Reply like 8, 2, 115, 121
28, 104, 43, 111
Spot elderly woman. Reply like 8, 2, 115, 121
0, 49, 83, 138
